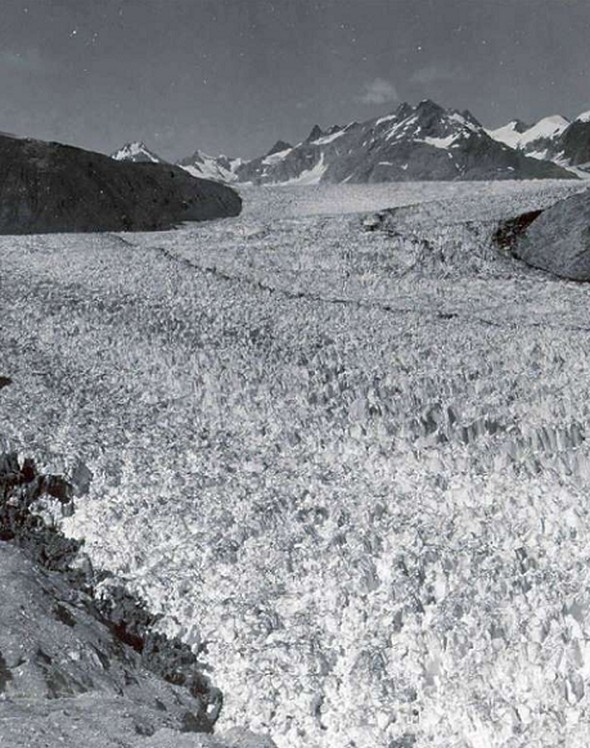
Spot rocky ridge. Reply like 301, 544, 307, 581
0, 133, 242, 234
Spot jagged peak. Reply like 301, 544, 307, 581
111, 140, 164, 163
266, 139, 293, 156
305, 124, 324, 143
415, 98, 445, 114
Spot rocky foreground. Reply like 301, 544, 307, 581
0, 134, 242, 234
0, 450, 273, 748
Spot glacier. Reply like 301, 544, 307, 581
2, 179, 590, 748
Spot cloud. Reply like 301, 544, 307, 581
360, 78, 399, 105
410, 65, 467, 86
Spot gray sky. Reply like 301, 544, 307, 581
1, 0, 589, 160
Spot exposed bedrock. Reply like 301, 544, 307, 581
0, 134, 242, 234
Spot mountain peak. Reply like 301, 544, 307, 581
266, 139, 292, 156
415, 98, 445, 114
305, 125, 324, 143
111, 141, 166, 164
574, 110, 590, 124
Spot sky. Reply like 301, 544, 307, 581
0, 0, 589, 161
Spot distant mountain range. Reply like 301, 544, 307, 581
112, 99, 582, 184
487, 110, 590, 175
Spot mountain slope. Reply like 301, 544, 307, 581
177, 150, 241, 183
111, 141, 168, 163
0, 134, 242, 233
488, 110, 590, 173
553, 111, 590, 170
232, 100, 574, 184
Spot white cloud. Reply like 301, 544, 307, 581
360, 78, 399, 105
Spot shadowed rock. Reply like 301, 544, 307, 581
491, 209, 544, 253
511, 189, 590, 280
0, 134, 242, 234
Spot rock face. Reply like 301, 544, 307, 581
0, 134, 242, 234
555, 116, 590, 170
511, 189, 590, 280
230, 100, 575, 184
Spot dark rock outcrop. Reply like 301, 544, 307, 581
510, 189, 590, 280
555, 119, 590, 169
0, 134, 242, 234
491, 209, 544, 253
304, 125, 324, 143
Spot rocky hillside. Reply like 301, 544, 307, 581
0, 449, 274, 748
0, 134, 242, 234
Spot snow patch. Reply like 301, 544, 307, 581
421, 134, 458, 150
517, 115, 570, 147
262, 148, 293, 165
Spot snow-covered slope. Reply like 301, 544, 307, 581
488, 116, 570, 153
485, 120, 530, 149
177, 150, 241, 183
111, 141, 166, 163
233, 100, 571, 184
488, 110, 590, 173
111, 141, 168, 164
